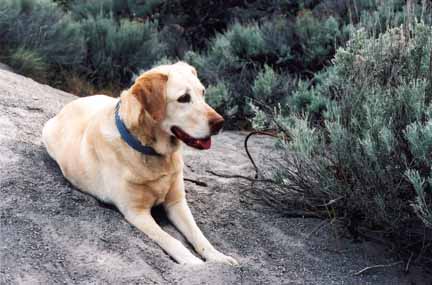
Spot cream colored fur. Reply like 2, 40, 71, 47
42, 62, 238, 265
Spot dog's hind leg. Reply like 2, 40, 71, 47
125, 209, 204, 265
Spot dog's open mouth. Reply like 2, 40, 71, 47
171, 126, 211, 150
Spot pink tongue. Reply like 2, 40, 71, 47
194, 137, 211, 150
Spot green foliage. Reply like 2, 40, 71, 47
69, 0, 163, 19
408, 169, 432, 228
8, 48, 49, 81
69, 0, 113, 19
252, 65, 280, 101
125, 0, 164, 18
80, 15, 163, 87
295, 11, 341, 69
257, 22, 432, 264
185, 6, 354, 127
206, 82, 230, 111
405, 121, 432, 164
0, 0, 85, 79
151, 1, 246, 51
229, 23, 266, 59
260, 17, 294, 65
0, 0, 164, 91
289, 81, 329, 116
6, 0, 426, 100
252, 65, 295, 107
186, 18, 327, 128
356, 0, 432, 36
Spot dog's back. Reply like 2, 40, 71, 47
42, 95, 116, 188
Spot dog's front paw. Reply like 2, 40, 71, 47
178, 255, 205, 266
204, 250, 239, 266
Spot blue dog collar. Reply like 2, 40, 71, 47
115, 102, 161, 156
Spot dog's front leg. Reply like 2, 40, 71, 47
164, 198, 238, 265
125, 209, 204, 265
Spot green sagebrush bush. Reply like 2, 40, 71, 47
184, 23, 263, 127
357, 0, 431, 35
185, 16, 338, 128
294, 10, 341, 70
80, 14, 163, 88
254, 21, 432, 265
8, 48, 49, 81
68, 0, 243, 55
0, 0, 84, 79
53, 0, 164, 88
0, 0, 164, 91
69, 0, 162, 20
183, 0, 431, 128
69, 0, 114, 19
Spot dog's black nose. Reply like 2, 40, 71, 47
209, 116, 224, 135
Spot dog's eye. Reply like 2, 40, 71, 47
177, 93, 191, 103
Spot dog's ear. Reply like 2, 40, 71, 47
131, 71, 168, 122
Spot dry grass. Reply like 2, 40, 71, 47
59, 71, 122, 97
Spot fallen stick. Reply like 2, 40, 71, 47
243, 131, 278, 178
206, 170, 275, 183
354, 261, 402, 276
405, 252, 414, 273
184, 178, 207, 187
305, 219, 329, 239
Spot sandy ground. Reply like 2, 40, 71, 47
0, 69, 431, 284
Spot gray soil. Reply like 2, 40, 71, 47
0, 69, 431, 285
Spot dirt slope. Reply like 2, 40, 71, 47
0, 69, 430, 284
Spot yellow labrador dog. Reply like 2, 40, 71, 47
42, 61, 238, 265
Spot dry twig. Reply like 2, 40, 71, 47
305, 219, 330, 239
353, 261, 402, 276
405, 252, 414, 273
184, 178, 207, 187
244, 130, 278, 178
206, 170, 274, 183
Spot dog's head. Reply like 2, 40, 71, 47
129, 61, 224, 150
